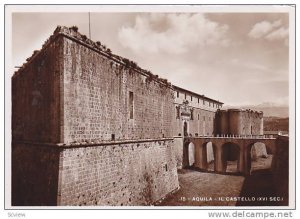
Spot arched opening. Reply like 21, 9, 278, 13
249, 142, 273, 174
183, 141, 195, 168
188, 142, 195, 167
204, 142, 215, 172
222, 142, 240, 173
183, 121, 188, 137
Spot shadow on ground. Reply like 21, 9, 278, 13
236, 169, 280, 206
158, 156, 288, 206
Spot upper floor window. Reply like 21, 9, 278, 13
191, 96, 193, 101
190, 109, 194, 120
129, 91, 134, 119
176, 106, 180, 119
185, 93, 187, 99
177, 91, 179, 98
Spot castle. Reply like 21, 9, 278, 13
12, 26, 267, 206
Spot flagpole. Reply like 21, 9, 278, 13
88, 12, 91, 39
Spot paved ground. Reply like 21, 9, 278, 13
158, 156, 281, 206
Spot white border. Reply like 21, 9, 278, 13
3, 3, 296, 212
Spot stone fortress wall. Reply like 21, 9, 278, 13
215, 109, 264, 136
12, 26, 179, 206
12, 26, 266, 206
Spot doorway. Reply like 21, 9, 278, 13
183, 121, 188, 136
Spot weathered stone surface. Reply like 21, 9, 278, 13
173, 137, 184, 169
12, 26, 179, 206
12, 37, 63, 143
58, 140, 179, 206
216, 109, 263, 136
62, 37, 174, 144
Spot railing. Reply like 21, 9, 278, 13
185, 134, 276, 139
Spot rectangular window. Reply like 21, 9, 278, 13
203, 100, 205, 105
198, 114, 200, 120
185, 93, 187, 99
176, 106, 180, 119
177, 91, 179, 98
191, 96, 193, 101
198, 98, 199, 103
129, 91, 134, 119
209, 102, 211, 107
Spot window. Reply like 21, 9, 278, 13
203, 100, 205, 105
198, 98, 199, 103
198, 114, 200, 120
176, 106, 180, 119
190, 109, 194, 120
191, 96, 193, 101
129, 91, 134, 119
213, 103, 215, 107
185, 93, 187, 99
209, 102, 211, 107
177, 91, 179, 98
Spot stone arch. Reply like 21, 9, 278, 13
247, 141, 272, 174
221, 142, 241, 173
182, 141, 195, 168
188, 142, 195, 166
201, 141, 216, 172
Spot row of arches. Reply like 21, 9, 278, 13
184, 141, 272, 175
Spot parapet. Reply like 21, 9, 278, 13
13, 26, 172, 89
223, 108, 263, 114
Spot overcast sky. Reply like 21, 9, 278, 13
12, 12, 289, 106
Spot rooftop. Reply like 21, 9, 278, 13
13, 25, 223, 104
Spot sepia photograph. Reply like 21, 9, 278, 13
4, 4, 295, 211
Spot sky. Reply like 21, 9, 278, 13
11, 11, 290, 106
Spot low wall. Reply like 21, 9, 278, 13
12, 139, 179, 206
58, 139, 179, 206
